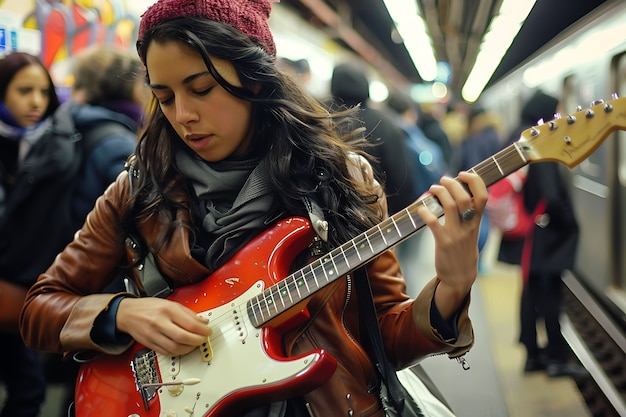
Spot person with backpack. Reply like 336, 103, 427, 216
20, 0, 488, 415
68, 45, 147, 224
0, 51, 61, 417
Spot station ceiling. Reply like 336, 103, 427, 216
281, 0, 610, 99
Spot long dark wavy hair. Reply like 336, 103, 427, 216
126, 17, 382, 251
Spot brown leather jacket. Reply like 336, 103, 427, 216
20, 157, 474, 417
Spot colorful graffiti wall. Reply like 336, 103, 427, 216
0, 0, 142, 84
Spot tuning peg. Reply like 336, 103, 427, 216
585, 109, 595, 118
591, 99, 605, 106
611, 92, 619, 100
567, 115, 576, 125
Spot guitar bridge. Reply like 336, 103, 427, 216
131, 348, 160, 410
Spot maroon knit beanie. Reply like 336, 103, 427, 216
137, 0, 278, 56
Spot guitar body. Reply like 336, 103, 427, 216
75, 217, 337, 417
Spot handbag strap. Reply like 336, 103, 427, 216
354, 267, 415, 412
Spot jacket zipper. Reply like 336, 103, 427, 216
340, 273, 356, 344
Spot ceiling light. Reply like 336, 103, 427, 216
462, 0, 537, 102
383, 0, 437, 82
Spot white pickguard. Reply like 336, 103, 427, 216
151, 281, 319, 416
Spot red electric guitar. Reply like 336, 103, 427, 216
75, 97, 626, 416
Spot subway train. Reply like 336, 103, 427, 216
479, 1, 626, 415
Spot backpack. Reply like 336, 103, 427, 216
0, 101, 128, 287
486, 166, 535, 240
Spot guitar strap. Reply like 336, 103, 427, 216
123, 166, 173, 298
302, 195, 329, 259
302, 195, 328, 243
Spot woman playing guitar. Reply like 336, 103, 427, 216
20, 0, 487, 415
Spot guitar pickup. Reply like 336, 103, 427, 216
200, 337, 213, 362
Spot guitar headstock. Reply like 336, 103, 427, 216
519, 96, 626, 168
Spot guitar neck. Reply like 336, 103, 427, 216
246, 141, 529, 327
471, 141, 529, 187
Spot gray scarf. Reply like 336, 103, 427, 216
175, 150, 277, 270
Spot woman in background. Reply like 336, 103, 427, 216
0, 51, 60, 417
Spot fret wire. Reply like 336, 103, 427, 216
375, 227, 390, 253
491, 155, 504, 176
475, 145, 527, 186
352, 238, 363, 261
288, 278, 297, 307
302, 267, 312, 293
309, 262, 319, 289
343, 242, 361, 270
404, 207, 417, 229
389, 215, 401, 237
263, 287, 273, 316
337, 239, 364, 275
295, 270, 304, 298
396, 210, 419, 237
340, 245, 351, 270
266, 285, 277, 311
269, 285, 279, 314
328, 255, 338, 281
276, 280, 287, 309
254, 296, 265, 322
320, 257, 330, 283
285, 276, 295, 304
363, 231, 374, 253
376, 224, 388, 246
263, 286, 276, 310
